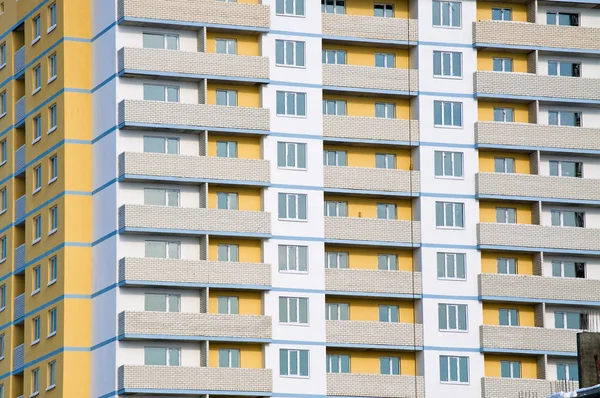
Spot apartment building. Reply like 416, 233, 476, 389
0, 0, 594, 397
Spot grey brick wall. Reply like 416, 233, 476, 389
119, 152, 271, 184
323, 64, 418, 93
327, 320, 423, 347
199, 235, 208, 260
529, 151, 539, 174
118, 0, 270, 29
197, 27, 206, 53
119, 100, 270, 132
480, 377, 569, 398
325, 268, 422, 295
324, 167, 419, 194
119, 205, 271, 235
198, 130, 208, 155
118, 365, 272, 392
119, 257, 271, 287
477, 222, 600, 252
327, 374, 424, 398
325, 217, 420, 245
198, 80, 207, 105
527, 0, 537, 23
528, 101, 538, 124
480, 325, 577, 353
323, 116, 419, 143
534, 303, 545, 328
322, 14, 418, 42
527, 50, 537, 74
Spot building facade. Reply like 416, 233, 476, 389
0, 0, 595, 397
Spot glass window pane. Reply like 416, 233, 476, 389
145, 294, 166, 311
144, 85, 165, 101
296, 42, 305, 66
145, 347, 166, 365
143, 33, 164, 49
166, 36, 178, 50
433, 52, 442, 75
144, 137, 165, 153
440, 356, 449, 381
277, 92, 285, 114
555, 312, 565, 328
438, 304, 447, 329
299, 350, 309, 376
145, 189, 165, 206
168, 295, 180, 312
279, 349, 288, 375
145, 241, 166, 258
276, 40, 284, 64
168, 348, 180, 366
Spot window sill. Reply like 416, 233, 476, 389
46, 385, 56, 392
433, 124, 463, 129
433, 75, 463, 80
0, 63, 5, 71
47, 331, 56, 338
279, 270, 309, 275
276, 114, 307, 119
0, 209, 6, 216
32, 87, 41, 96
32, 136, 41, 145
47, 75, 57, 84
47, 279, 56, 287
275, 13, 306, 18
31, 36, 40, 46
432, 24, 462, 29
47, 126, 57, 134
439, 329, 469, 333
33, 187, 41, 195
47, 25, 56, 34
278, 166, 307, 171
440, 381, 470, 385
434, 175, 464, 180
0, 112, 6, 119
48, 228, 57, 236
30, 339, 40, 346
275, 63, 307, 69
438, 277, 467, 282
48, 177, 57, 185
32, 237, 41, 246
280, 375, 310, 379
436, 226, 465, 230
30, 392, 39, 398
31, 288, 40, 296
0, 258, 6, 264
278, 218, 308, 223
0, 161, 6, 167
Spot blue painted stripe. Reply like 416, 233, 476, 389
420, 141, 476, 149
422, 294, 479, 301
479, 245, 600, 256
327, 291, 421, 299
123, 280, 271, 291
324, 238, 419, 248
481, 347, 577, 357
324, 188, 417, 197
322, 137, 417, 146
477, 194, 600, 206
421, 192, 476, 199
120, 334, 271, 343
480, 296, 600, 306
120, 227, 271, 239
122, 69, 269, 84
122, 174, 270, 187
423, 346, 481, 353
120, 121, 270, 135
326, 342, 423, 350
421, 243, 478, 250
419, 41, 474, 48
119, 16, 269, 33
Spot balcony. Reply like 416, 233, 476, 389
474, 20, 600, 53
475, 122, 600, 152
118, 47, 269, 83
15, 97, 25, 127
119, 257, 271, 289
13, 344, 23, 370
118, 205, 271, 237
14, 293, 24, 321
481, 377, 573, 398
119, 311, 271, 341
477, 223, 600, 253
476, 173, 600, 203
474, 71, 600, 102
325, 268, 421, 296
119, 152, 270, 186
14, 46, 25, 75
480, 325, 576, 354
118, 365, 272, 394
118, 0, 269, 31
15, 195, 25, 221
118, 100, 269, 133
323, 65, 418, 94
327, 374, 424, 398
479, 273, 600, 303
322, 13, 417, 44
323, 117, 419, 144
325, 217, 420, 246
324, 167, 418, 195
14, 244, 25, 273
327, 320, 423, 348
14, 145, 25, 175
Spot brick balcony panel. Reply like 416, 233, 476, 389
327, 374, 424, 398
327, 320, 423, 347
118, 0, 270, 30
323, 64, 418, 93
119, 152, 270, 184
323, 116, 419, 143
118, 100, 270, 132
481, 377, 575, 398
324, 167, 419, 194
325, 268, 422, 295
119, 257, 271, 288
119, 47, 269, 82
322, 14, 418, 42
480, 325, 576, 353
324, 217, 420, 245
119, 205, 271, 236
118, 365, 272, 393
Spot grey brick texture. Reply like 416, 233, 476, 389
323, 116, 419, 143
480, 325, 577, 353
528, 101, 538, 124
198, 80, 207, 105
480, 377, 578, 398
529, 151, 539, 174
118, 365, 272, 392
119, 100, 270, 132
324, 217, 420, 245
119, 152, 271, 184
326, 320, 423, 347
119, 205, 271, 235
199, 235, 208, 260
324, 167, 419, 194
118, 311, 272, 339
534, 303, 545, 328
197, 27, 206, 53
327, 374, 424, 398
527, 50, 537, 74
325, 268, 422, 295
322, 14, 418, 42
119, 257, 271, 287
323, 64, 418, 93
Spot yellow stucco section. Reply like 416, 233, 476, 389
479, 201, 533, 224
345, 0, 409, 18
482, 302, 536, 327
207, 186, 262, 211
323, 144, 411, 169
325, 297, 414, 322
478, 101, 530, 123
327, 349, 416, 375
477, 51, 528, 73
478, 151, 531, 174
207, 83, 260, 108
206, 31, 260, 56
485, 354, 538, 378
208, 238, 262, 263
476, 2, 528, 22
207, 134, 261, 159
481, 251, 533, 275
209, 290, 263, 315
324, 195, 412, 220
209, 343, 264, 368
322, 44, 409, 68
324, 245, 413, 271
323, 94, 410, 119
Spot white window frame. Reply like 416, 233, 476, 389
494, 157, 515, 173
32, 368, 39, 395
434, 101, 462, 128
275, 40, 305, 68
499, 308, 519, 326
216, 192, 238, 210
378, 253, 398, 271
32, 265, 41, 295
32, 15, 41, 44
218, 348, 240, 368
142, 32, 179, 50
500, 360, 521, 378
215, 38, 236, 55
48, 103, 57, 133
277, 142, 307, 169
276, 91, 307, 117
548, 110, 581, 127
326, 303, 349, 320
325, 251, 348, 269
374, 3, 394, 17
33, 215, 42, 244
0, 91, 5, 117
145, 240, 181, 259
48, 3, 57, 32
440, 355, 469, 384
279, 296, 309, 325
376, 203, 396, 220
321, 0, 345, 14
557, 363, 578, 382
432, 1, 461, 28
278, 193, 307, 221
375, 153, 396, 169
496, 207, 516, 224
549, 160, 582, 178
437, 252, 466, 280
144, 346, 181, 366
375, 102, 395, 119
434, 151, 463, 179
33, 115, 42, 143
280, 349, 310, 377
217, 296, 239, 315
548, 60, 581, 77
552, 260, 585, 278
324, 200, 348, 217
276, 0, 305, 16
48, 307, 57, 336
492, 7, 512, 21
145, 293, 181, 313
48, 256, 58, 285
551, 210, 585, 227
323, 99, 347, 116
47, 360, 56, 390
497, 258, 517, 275
0, 43, 6, 68
143, 84, 179, 103
492, 57, 513, 72
493, 107, 514, 122
49, 155, 58, 183
378, 305, 399, 323
375, 52, 395, 68
322, 49, 346, 64
436, 202, 464, 229
217, 243, 239, 262
438, 303, 468, 332
433, 51, 462, 78
323, 149, 347, 166
216, 89, 237, 106
33, 64, 42, 93
48, 53, 57, 83
216, 140, 237, 158
278, 245, 308, 273
326, 354, 350, 373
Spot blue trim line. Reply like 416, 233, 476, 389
421, 192, 476, 199
475, 92, 600, 104
120, 121, 270, 135
118, 389, 272, 396
478, 245, 600, 256
327, 291, 421, 299
420, 141, 476, 149
326, 343, 423, 351
324, 188, 418, 197
422, 294, 479, 301
122, 174, 270, 187
121, 227, 271, 239
474, 42, 600, 55
92, 21, 117, 42
475, 143, 600, 155
419, 91, 474, 98
92, 178, 118, 195
120, 334, 271, 343
123, 280, 271, 291
481, 348, 577, 357
322, 137, 417, 146
324, 239, 419, 248
480, 296, 600, 306
477, 194, 600, 206
421, 243, 478, 250
119, 16, 269, 33
123, 69, 270, 84
270, 80, 323, 89
423, 346, 481, 353
419, 41, 474, 48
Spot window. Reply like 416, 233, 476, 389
216, 90, 237, 106
547, 12, 579, 26
276, 40, 305, 67
49, 155, 58, 182
216, 140, 237, 158
326, 303, 349, 320
493, 107, 514, 122
327, 354, 350, 373
143, 33, 178, 50
438, 303, 467, 331
217, 244, 239, 262
552, 261, 585, 278
496, 207, 516, 224
380, 357, 400, 375
432, 1, 461, 27
0, 285, 4, 309
0, 237, 5, 262
143, 84, 179, 102
376, 203, 396, 220
555, 312, 587, 330
378, 254, 398, 271
33, 316, 41, 343
144, 189, 179, 207
279, 297, 309, 324
434, 101, 462, 127
217, 296, 239, 314
217, 192, 238, 210
32, 15, 41, 42
143, 136, 179, 154
493, 58, 513, 72
433, 51, 462, 78
49, 256, 57, 284
501, 361, 521, 378
379, 305, 399, 322
34, 165, 42, 192
551, 210, 584, 227
48, 308, 57, 336
322, 0, 345, 14
557, 363, 579, 382
280, 349, 309, 377
218, 349, 240, 368
216, 38, 236, 55
0, 334, 4, 359
440, 356, 469, 383
276, 0, 305, 16
278, 193, 307, 220
436, 202, 464, 228
145, 293, 180, 312
0, 91, 5, 116
33, 115, 42, 142
49, 206, 58, 233
323, 150, 347, 166
499, 308, 519, 326
277, 142, 307, 169
492, 7, 511, 21
549, 111, 581, 127
550, 160, 582, 178
375, 53, 394, 68
437, 253, 466, 280
48, 104, 57, 132
0, 188, 5, 213
276, 91, 306, 117
374, 3, 393, 17
144, 347, 180, 366
33, 265, 41, 293
33, 215, 42, 243
145, 240, 180, 259
33, 64, 41, 92
278, 245, 308, 272
47, 361, 56, 389
31, 368, 39, 395
494, 157, 515, 173
375, 153, 396, 169
0, 43, 5, 67
434, 151, 463, 178
549, 61, 581, 77
375, 103, 395, 119
48, 3, 57, 30
325, 251, 348, 269
48, 53, 57, 82
322, 49, 346, 64
323, 100, 347, 116
497, 258, 517, 275
0, 140, 5, 164
324, 200, 348, 217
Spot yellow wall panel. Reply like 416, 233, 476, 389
207, 83, 260, 108
325, 297, 414, 322
209, 343, 263, 368
323, 94, 410, 119
478, 101, 529, 123
63, 0, 92, 38
481, 251, 533, 275
324, 245, 413, 271
479, 201, 533, 224
345, 0, 409, 18
207, 134, 261, 159
63, 92, 93, 141
478, 151, 531, 174
327, 349, 416, 375
484, 354, 538, 378
208, 238, 262, 263
206, 32, 260, 56
324, 195, 412, 220
323, 144, 411, 169
477, 51, 528, 73
207, 186, 262, 211
476, 2, 528, 22
322, 44, 409, 68
209, 290, 262, 315
482, 302, 536, 327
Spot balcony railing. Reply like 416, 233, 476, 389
14, 293, 24, 320
15, 97, 25, 126
14, 46, 25, 74
15, 195, 25, 220
14, 144, 25, 173
13, 344, 23, 370
14, 244, 25, 273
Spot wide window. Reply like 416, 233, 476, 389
497, 258, 517, 274
322, 49, 346, 64
145, 293, 180, 312
278, 142, 307, 169
216, 90, 237, 106
216, 38, 236, 54
144, 188, 179, 207
547, 12, 579, 26
276, 40, 305, 67
278, 245, 308, 272
375, 103, 395, 119
549, 61, 580, 77
432, 1, 461, 27
492, 7, 511, 21
551, 210, 584, 227
552, 261, 585, 278
494, 107, 514, 122
321, 0, 345, 14
279, 297, 309, 324
499, 308, 519, 326
278, 193, 307, 220
437, 253, 466, 279
217, 192, 238, 210
549, 111, 581, 127
217, 244, 238, 262
375, 53, 394, 68
433, 51, 462, 77
376, 203, 396, 220
216, 141, 237, 158
144, 136, 179, 154
324, 200, 348, 217
217, 296, 239, 314
323, 100, 347, 116
277, 0, 305, 16
434, 101, 462, 127
374, 3, 393, 17
277, 91, 306, 116
380, 357, 400, 375
375, 153, 396, 169
438, 303, 467, 331
378, 254, 398, 271
493, 58, 513, 72
218, 349, 240, 368
323, 150, 347, 166
143, 33, 178, 50
550, 160, 582, 178
440, 356, 469, 383
280, 349, 309, 377
434, 151, 463, 178
144, 347, 180, 366
326, 303, 349, 320
145, 240, 180, 259
327, 354, 350, 373
555, 312, 587, 330
378, 305, 399, 322
436, 202, 464, 228
143, 84, 179, 102
325, 251, 348, 269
